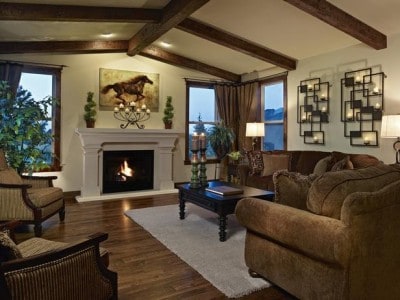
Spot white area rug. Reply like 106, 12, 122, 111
124, 203, 271, 298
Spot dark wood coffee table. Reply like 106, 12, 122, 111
178, 181, 274, 242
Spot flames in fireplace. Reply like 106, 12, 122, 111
117, 160, 134, 181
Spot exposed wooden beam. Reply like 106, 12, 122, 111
283, 0, 387, 50
177, 18, 296, 70
0, 2, 161, 23
0, 41, 128, 54
140, 45, 241, 82
0, 41, 239, 81
127, 0, 209, 56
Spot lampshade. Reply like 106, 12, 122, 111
246, 123, 265, 137
381, 115, 400, 138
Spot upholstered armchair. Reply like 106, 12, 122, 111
0, 222, 117, 300
236, 164, 400, 299
0, 150, 65, 236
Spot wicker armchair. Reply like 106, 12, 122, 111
0, 150, 65, 236
0, 231, 117, 300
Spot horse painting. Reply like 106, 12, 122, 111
101, 75, 153, 104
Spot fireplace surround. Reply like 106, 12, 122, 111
75, 128, 180, 202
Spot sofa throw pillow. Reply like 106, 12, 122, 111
273, 170, 319, 210
313, 155, 332, 175
330, 155, 354, 172
246, 150, 264, 176
262, 154, 290, 176
0, 231, 22, 263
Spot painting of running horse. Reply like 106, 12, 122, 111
99, 68, 159, 111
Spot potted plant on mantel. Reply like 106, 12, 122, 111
83, 91, 96, 128
162, 96, 174, 129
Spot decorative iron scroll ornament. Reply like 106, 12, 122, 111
113, 102, 151, 129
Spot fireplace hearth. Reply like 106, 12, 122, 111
103, 150, 154, 194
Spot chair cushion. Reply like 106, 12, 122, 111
307, 164, 400, 219
262, 153, 290, 176
273, 170, 319, 210
0, 168, 22, 184
0, 231, 22, 262
313, 155, 332, 175
28, 187, 63, 207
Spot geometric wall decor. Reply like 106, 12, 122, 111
297, 77, 330, 145
340, 67, 385, 147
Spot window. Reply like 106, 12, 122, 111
261, 75, 287, 150
19, 65, 61, 171
185, 81, 219, 163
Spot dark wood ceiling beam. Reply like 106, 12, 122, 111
0, 41, 128, 54
283, 0, 387, 50
127, 0, 209, 56
177, 18, 296, 70
0, 2, 161, 23
140, 45, 240, 82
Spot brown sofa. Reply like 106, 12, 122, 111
236, 164, 400, 299
238, 150, 381, 190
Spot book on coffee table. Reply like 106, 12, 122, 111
205, 185, 244, 196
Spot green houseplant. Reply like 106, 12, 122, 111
84, 91, 96, 128
0, 81, 54, 173
207, 120, 235, 160
162, 96, 174, 129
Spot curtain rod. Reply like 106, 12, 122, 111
0, 59, 67, 69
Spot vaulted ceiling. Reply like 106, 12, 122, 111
1, 0, 399, 82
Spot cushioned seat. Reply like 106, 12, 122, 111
0, 149, 65, 236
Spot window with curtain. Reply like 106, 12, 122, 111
19, 65, 61, 171
260, 75, 287, 150
185, 81, 220, 164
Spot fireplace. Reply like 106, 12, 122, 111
103, 150, 154, 194
75, 128, 181, 202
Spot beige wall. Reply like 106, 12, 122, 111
2, 33, 400, 190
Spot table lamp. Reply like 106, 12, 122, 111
381, 114, 400, 163
246, 122, 265, 150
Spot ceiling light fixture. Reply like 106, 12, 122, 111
160, 41, 172, 48
101, 32, 113, 38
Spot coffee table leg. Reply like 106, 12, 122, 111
219, 215, 227, 242
179, 198, 185, 220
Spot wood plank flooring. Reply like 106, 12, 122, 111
15, 193, 294, 300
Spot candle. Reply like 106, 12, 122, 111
199, 132, 207, 149
320, 94, 326, 100
114, 106, 119, 112
364, 137, 370, 145
375, 102, 381, 110
119, 103, 124, 109
347, 112, 353, 120
308, 84, 313, 91
301, 114, 307, 122
313, 136, 318, 143
192, 133, 199, 151
141, 104, 147, 110
321, 107, 326, 113
373, 87, 380, 94
146, 108, 151, 114
355, 76, 361, 83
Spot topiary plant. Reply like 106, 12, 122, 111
84, 91, 96, 128
162, 96, 174, 129
207, 120, 235, 160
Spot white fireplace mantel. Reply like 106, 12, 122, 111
75, 128, 181, 202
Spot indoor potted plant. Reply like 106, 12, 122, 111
162, 96, 174, 129
207, 120, 235, 160
83, 91, 96, 128
0, 81, 54, 173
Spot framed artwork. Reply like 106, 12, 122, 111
99, 68, 160, 111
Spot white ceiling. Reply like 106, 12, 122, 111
1, 0, 400, 76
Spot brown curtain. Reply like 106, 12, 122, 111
0, 62, 23, 96
237, 82, 258, 151
214, 84, 239, 148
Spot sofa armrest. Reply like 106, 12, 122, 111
236, 197, 350, 266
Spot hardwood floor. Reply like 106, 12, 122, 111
15, 193, 294, 300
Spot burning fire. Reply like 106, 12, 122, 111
117, 160, 134, 181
